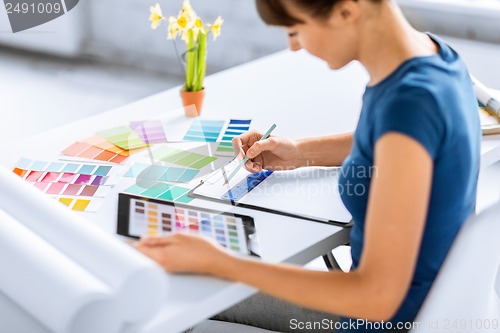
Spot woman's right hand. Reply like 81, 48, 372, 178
232, 131, 303, 173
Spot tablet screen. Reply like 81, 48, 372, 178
118, 193, 256, 256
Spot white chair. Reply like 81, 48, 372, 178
410, 202, 500, 333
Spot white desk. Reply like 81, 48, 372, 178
1, 50, 500, 333
0, 50, 361, 333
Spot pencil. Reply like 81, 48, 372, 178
223, 123, 277, 185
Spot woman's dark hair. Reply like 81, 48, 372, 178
256, 0, 380, 27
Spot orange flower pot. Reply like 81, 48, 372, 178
180, 88, 205, 117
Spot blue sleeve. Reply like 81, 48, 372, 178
373, 87, 446, 159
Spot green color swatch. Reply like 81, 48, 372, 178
124, 163, 200, 183
124, 182, 193, 203
153, 146, 217, 170
97, 126, 147, 150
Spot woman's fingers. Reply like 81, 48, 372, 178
231, 136, 245, 160
139, 236, 172, 246
232, 131, 264, 157
135, 233, 230, 274
245, 160, 263, 173
246, 137, 278, 159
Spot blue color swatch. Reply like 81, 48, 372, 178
183, 120, 225, 142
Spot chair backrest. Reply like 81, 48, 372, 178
410, 202, 500, 333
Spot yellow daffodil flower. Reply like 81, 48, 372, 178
210, 16, 224, 41
167, 16, 180, 39
149, 3, 163, 30
181, 0, 195, 17
176, 10, 196, 43
195, 18, 204, 30
177, 14, 189, 30
147, 0, 222, 92
192, 17, 206, 38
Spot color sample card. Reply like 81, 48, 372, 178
83, 136, 131, 156
97, 126, 148, 150
23, 171, 113, 186
183, 120, 225, 142
130, 120, 167, 144
129, 198, 248, 253
124, 163, 199, 183
124, 183, 193, 204
63, 141, 128, 164
31, 182, 111, 198
12, 158, 119, 186
152, 146, 217, 170
216, 119, 252, 156
13, 158, 117, 176
12, 158, 112, 213
54, 196, 103, 213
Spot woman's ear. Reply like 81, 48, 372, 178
328, 1, 361, 27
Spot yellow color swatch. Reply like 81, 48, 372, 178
59, 197, 73, 207
73, 199, 91, 212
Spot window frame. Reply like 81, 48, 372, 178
398, 0, 500, 19
397, 0, 500, 44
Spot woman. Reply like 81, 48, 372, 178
137, 0, 481, 332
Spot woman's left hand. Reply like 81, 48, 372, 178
134, 233, 233, 275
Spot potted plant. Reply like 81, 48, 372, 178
149, 0, 224, 117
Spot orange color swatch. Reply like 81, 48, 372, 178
82, 136, 130, 156
63, 141, 128, 164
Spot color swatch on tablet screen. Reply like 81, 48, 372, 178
129, 198, 248, 253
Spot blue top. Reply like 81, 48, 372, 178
338, 34, 481, 331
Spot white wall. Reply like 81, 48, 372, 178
82, 0, 288, 77
79, 0, 500, 86
2, 0, 499, 88
444, 36, 500, 89
399, 0, 500, 45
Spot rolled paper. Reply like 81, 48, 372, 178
0, 290, 51, 333
0, 209, 120, 333
0, 166, 168, 324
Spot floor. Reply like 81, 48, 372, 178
0, 46, 183, 143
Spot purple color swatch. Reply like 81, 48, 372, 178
91, 176, 108, 186
74, 174, 92, 185
130, 120, 167, 144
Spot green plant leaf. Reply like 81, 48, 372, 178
194, 32, 207, 92
186, 30, 197, 92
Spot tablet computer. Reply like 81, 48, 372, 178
189, 160, 352, 226
117, 193, 257, 256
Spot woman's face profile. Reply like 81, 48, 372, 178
282, 1, 361, 70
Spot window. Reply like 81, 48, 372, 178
398, 0, 500, 44
399, 0, 500, 17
